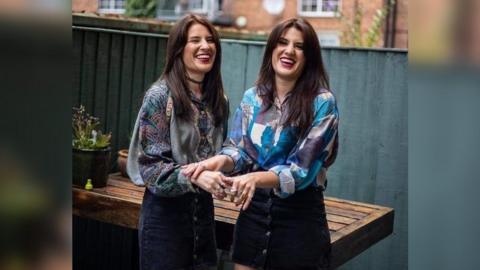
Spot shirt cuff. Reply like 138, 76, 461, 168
177, 168, 199, 193
269, 165, 295, 198
219, 147, 243, 175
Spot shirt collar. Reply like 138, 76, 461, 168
273, 91, 292, 110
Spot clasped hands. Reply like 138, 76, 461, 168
180, 161, 256, 210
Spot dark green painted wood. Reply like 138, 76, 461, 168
80, 31, 98, 113
220, 42, 248, 127
105, 33, 123, 155
130, 36, 147, 135
143, 37, 158, 89
72, 29, 83, 107
154, 38, 167, 80
117, 35, 135, 150
93, 32, 111, 132
245, 44, 264, 90
72, 25, 407, 270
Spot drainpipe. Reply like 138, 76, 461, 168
384, 0, 398, 48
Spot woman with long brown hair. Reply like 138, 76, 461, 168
183, 18, 339, 269
127, 14, 229, 270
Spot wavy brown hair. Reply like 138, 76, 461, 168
256, 18, 330, 136
161, 14, 227, 127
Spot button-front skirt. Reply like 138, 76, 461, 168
232, 187, 331, 270
139, 189, 217, 270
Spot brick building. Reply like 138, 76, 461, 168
72, 0, 407, 48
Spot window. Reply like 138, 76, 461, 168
157, 0, 222, 20
188, 0, 206, 11
298, 0, 340, 17
98, 0, 126, 14
317, 32, 340, 47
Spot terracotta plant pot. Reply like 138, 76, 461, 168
72, 147, 111, 188
117, 149, 129, 178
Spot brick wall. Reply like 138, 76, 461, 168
72, 0, 98, 13
228, 0, 407, 48
394, 0, 408, 48
70, 0, 408, 48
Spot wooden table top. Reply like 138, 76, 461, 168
73, 173, 394, 269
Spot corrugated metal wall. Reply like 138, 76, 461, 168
73, 21, 407, 270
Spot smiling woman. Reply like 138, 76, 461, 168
181, 18, 338, 270
271, 27, 305, 82
183, 23, 217, 86
126, 13, 229, 270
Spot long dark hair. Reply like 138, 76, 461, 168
256, 18, 330, 135
161, 14, 227, 127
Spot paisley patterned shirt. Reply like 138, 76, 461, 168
137, 81, 221, 196
219, 87, 339, 198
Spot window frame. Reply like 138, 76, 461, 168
187, 0, 209, 14
317, 31, 341, 47
297, 0, 341, 18
98, 0, 126, 14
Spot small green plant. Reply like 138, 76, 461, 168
339, 0, 395, 47
125, 0, 157, 18
72, 105, 111, 150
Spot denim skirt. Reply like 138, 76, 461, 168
139, 188, 217, 270
232, 187, 331, 270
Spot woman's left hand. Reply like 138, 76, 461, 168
181, 155, 230, 179
225, 175, 257, 210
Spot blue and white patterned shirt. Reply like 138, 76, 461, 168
219, 87, 339, 198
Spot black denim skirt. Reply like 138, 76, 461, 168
232, 187, 331, 270
139, 188, 217, 270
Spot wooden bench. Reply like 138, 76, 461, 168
73, 173, 394, 269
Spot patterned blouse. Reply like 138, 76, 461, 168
136, 81, 224, 196
219, 87, 339, 198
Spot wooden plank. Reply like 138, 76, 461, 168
220, 42, 248, 127
244, 44, 264, 89
329, 210, 394, 269
326, 214, 358, 225
73, 180, 392, 236
325, 198, 376, 214
72, 29, 83, 107
214, 207, 239, 224
105, 33, 123, 155
105, 186, 145, 201
73, 187, 141, 229
325, 196, 392, 211
154, 38, 167, 79
80, 30, 98, 112
93, 32, 111, 132
143, 37, 158, 90
73, 174, 394, 268
117, 35, 135, 150
214, 215, 237, 225
213, 198, 241, 210
326, 206, 368, 220
108, 177, 145, 192
130, 36, 146, 136
327, 221, 348, 231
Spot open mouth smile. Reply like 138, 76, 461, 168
280, 57, 296, 69
196, 53, 212, 64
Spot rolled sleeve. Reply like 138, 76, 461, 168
218, 146, 252, 175
269, 165, 295, 198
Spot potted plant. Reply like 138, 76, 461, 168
72, 105, 112, 188
117, 149, 129, 178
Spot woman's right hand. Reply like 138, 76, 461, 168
181, 155, 232, 179
192, 170, 229, 199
